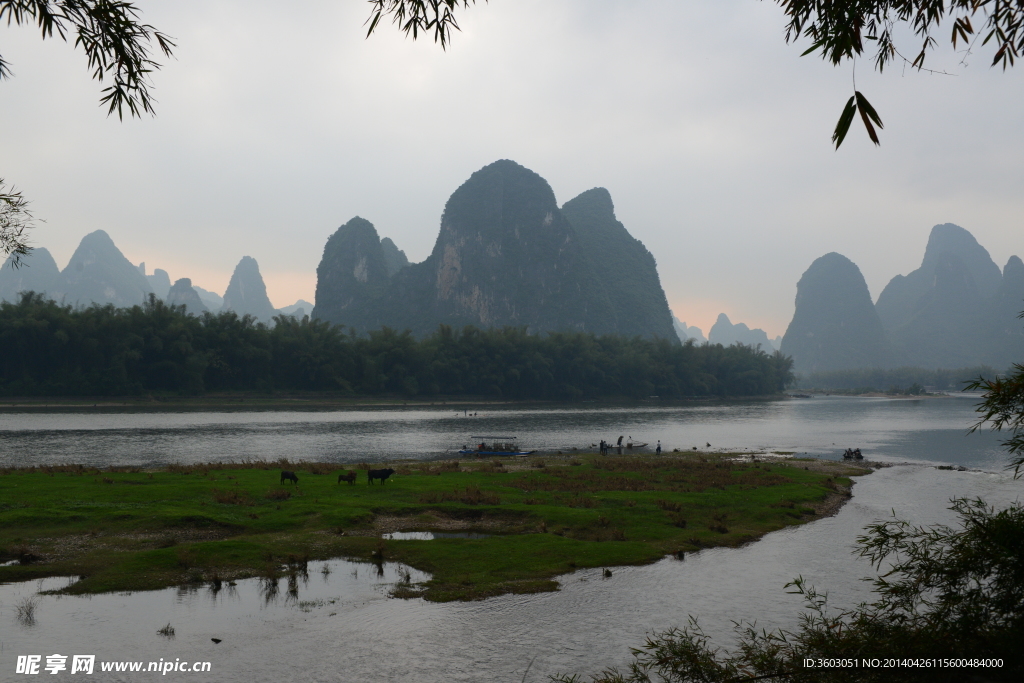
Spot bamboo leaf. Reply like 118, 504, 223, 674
801, 40, 825, 57
854, 91, 884, 128
832, 96, 857, 149
366, 12, 383, 38
858, 103, 880, 145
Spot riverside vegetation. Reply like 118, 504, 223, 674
0, 294, 792, 399
0, 454, 858, 601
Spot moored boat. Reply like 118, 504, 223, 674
459, 436, 535, 457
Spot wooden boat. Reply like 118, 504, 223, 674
592, 438, 648, 450
459, 436, 535, 457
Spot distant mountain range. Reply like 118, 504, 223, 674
313, 160, 678, 339
0, 160, 679, 340
672, 315, 707, 344
0, 230, 303, 324
781, 224, 1024, 372
708, 313, 780, 351
8, 174, 1014, 375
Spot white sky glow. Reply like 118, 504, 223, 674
3, 1, 1022, 336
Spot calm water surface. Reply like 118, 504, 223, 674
1, 396, 1020, 682
0, 394, 1008, 469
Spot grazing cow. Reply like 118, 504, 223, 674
337, 471, 357, 485
280, 470, 299, 485
368, 468, 396, 485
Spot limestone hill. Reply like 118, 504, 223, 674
313, 160, 676, 340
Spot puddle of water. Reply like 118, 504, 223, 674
382, 531, 492, 540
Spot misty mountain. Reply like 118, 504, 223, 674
995, 256, 1024, 324
708, 313, 776, 350
672, 315, 707, 344
560, 187, 676, 339
280, 299, 314, 317
312, 216, 394, 329
981, 255, 1024, 367
193, 286, 224, 312
782, 225, 1024, 373
139, 264, 171, 300
165, 278, 209, 315
313, 160, 677, 340
0, 248, 62, 303
222, 256, 277, 322
876, 224, 1002, 331
780, 252, 890, 373
380, 237, 409, 277
876, 223, 1021, 368
56, 230, 153, 308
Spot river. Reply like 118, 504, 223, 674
1, 395, 1020, 681
0, 394, 1009, 469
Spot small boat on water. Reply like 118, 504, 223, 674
591, 436, 648, 451
459, 436, 535, 457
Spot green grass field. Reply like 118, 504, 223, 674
0, 455, 866, 601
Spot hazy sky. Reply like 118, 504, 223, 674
3, 1, 1022, 336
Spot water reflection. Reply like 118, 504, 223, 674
259, 576, 279, 604
383, 531, 492, 540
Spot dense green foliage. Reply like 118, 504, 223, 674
796, 365, 999, 393
0, 293, 793, 398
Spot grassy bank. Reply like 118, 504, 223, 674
0, 455, 867, 601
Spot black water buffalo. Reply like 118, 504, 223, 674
280, 470, 299, 485
368, 468, 395, 485
337, 471, 357, 485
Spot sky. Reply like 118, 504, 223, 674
3, 0, 1023, 337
